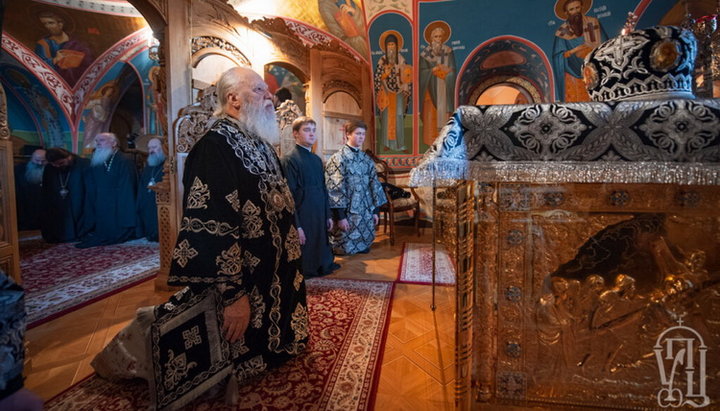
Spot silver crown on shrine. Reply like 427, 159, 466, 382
583, 25, 697, 102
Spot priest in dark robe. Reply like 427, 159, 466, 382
281, 116, 339, 277
92, 67, 308, 408
135, 137, 165, 241
325, 120, 387, 255
76, 132, 137, 248
14, 149, 45, 231
40, 148, 89, 243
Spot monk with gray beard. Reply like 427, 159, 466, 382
135, 137, 166, 241
76, 132, 137, 248
14, 149, 45, 231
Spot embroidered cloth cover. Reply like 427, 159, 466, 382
410, 100, 720, 187
149, 288, 231, 411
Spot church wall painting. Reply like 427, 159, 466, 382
456, 36, 554, 106
416, 0, 678, 110
265, 64, 307, 115
227, 0, 370, 61
127, 49, 161, 137
0, 65, 70, 150
418, 20, 459, 152
79, 61, 148, 151
5, 90, 39, 148
550, 0, 609, 102
1, 1, 154, 153
636, 0, 680, 28
364, 0, 413, 25
80, 78, 120, 150
369, 12, 413, 156
318, 0, 370, 58
2, 0, 146, 88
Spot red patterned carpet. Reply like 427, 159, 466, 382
46, 278, 394, 410
20, 238, 160, 327
397, 243, 456, 285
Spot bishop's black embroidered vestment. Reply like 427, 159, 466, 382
168, 117, 309, 381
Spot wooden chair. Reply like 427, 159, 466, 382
365, 149, 421, 245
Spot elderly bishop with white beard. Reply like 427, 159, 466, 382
76, 132, 137, 248
91, 67, 308, 409
135, 137, 165, 241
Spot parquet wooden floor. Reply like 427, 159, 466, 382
23, 225, 455, 410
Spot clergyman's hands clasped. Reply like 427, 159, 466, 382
223, 295, 250, 343
297, 227, 306, 245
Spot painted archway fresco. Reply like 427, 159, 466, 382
1, 0, 158, 153
227, 0, 371, 60
0, 64, 70, 149
79, 50, 155, 152
457, 37, 553, 107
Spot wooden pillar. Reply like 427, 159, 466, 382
155, 0, 192, 291
0, 85, 20, 283
308, 49, 324, 151
361, 66, 374, 149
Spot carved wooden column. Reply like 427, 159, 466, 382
154, 0, 192, 291
361, 65, 374, 147
0, 85, 20, 283
308, 49, 323, 149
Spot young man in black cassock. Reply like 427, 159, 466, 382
76, 132, 137, 248
136, 137, 165, 241
281, 116, 338, 277
40, 148, 89, 243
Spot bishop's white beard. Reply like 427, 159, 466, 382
91, 147, 114, 167
431, 42, 443, 54
147, 152, 166, 167
237, 102, 280, 146
24, 162, 44, 185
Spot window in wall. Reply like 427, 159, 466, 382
322, 91, 361, 157
475, 84, 532, 105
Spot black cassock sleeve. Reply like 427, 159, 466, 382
280, 152, 302, 230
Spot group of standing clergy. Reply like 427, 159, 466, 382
14, 132, 165, 247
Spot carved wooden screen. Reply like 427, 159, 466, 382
0, 86, 20, 282
152, 86, 219, 289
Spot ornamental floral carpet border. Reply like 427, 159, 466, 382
397, 243, 456, 286
21, 238, 160, 328
45, 277, 394, 411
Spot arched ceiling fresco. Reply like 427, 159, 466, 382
17, 0, 720, 72
1, 0, 157, 152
